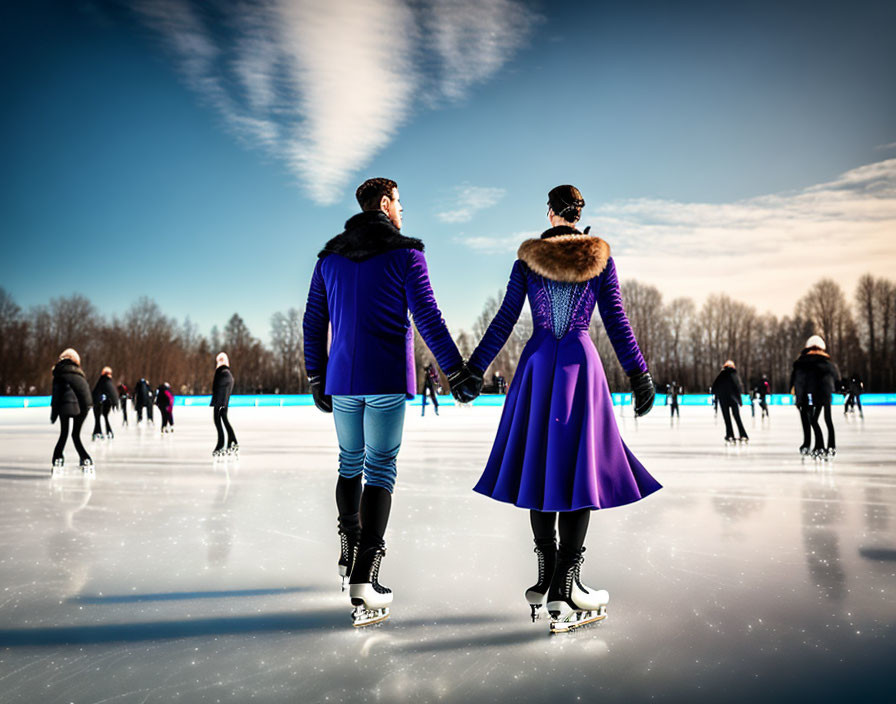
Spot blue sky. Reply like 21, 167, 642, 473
2, 0, 895, 342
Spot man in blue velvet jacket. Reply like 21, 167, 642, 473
303, 177, 474, 620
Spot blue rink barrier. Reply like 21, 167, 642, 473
3, 393, 896, 409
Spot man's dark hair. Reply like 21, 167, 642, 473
356, 177, 398, 211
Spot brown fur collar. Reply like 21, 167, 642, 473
517, 230, 610, 283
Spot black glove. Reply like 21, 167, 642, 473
309, 375, 332, 413
447, 364, 483, 404
629, 370, 655, 417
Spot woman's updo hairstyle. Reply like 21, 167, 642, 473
548, 185, 585, 224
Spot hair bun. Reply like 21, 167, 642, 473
548, 185, 585, 219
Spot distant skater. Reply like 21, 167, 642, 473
467, 184, 659, 633
666, 381, 681, 420
790, 336, 840, 459
756, 375, 770, 418
211, 353, 238, 456
421, 362, 440, 416
117, 382, 130, 426
134, 378, 154, 423
844, 373, 864, 418
50, 349, 93, 473
91, 366, 119, 439
156, 383, 174, 433
711, 360, 748, 444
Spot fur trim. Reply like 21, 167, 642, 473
319, 211, 424, 262
517, 233, 610, 283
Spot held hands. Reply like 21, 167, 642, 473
309, 375, 333, 413
447, 363, 484, 404
629, 370, 655, 417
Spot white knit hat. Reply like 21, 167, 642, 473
805, 335, 826, 350
59, 348, 81, 366
216, 352, 230, 368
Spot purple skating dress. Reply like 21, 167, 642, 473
468, 227, 661, 512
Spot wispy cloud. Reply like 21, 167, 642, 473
460, 231, 536, 253
875, 141, 896, 151
459, 159, 896, 314
436, 184, 507, 223
131, 0, 538, 204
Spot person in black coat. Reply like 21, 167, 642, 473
755, 375, 770, 418
50, 349, 93, 472
843, 373, 864, 418
789, 335, 841, 458
91, 366, 120, 440
665, 381, 681, 420
710, 360, 749, 443
211, 352, 238, 456
134, 378, 154, 423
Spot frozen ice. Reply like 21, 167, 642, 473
0, 402, 894, 703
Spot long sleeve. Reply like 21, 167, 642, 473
468, 260, 527, 373
405, 250, 463, 374
596, 258, 647, 375
302, 259, 330, 377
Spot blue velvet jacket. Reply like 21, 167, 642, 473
302, 211, 462, 399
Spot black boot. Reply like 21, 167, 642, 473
525, 538, 557, 621
337, 515, 361, 590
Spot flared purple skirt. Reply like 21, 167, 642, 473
473, 329, 661, 511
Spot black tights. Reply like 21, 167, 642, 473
810, 404, 835, 451
530, 508, 590, 556
336, 476, 390, 551
720, 402, 748, 440
213, 407, 237, 450
53, 412, 91, 463
160, 408, 173, 430
92, 404, 112, 435
798, 405, 812, 449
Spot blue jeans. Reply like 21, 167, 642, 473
332, 394, 406, 493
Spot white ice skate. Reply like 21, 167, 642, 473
547, 555, 609, 633
51, 458, 64, 476
349, 547, 392, 627
80, 458, 95, 476
226, 442, 239, 457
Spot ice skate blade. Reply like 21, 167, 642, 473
528, 603, 544, 622
549, 606, 607, 634
351, 606, 390, 628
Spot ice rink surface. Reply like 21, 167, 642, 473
0, 402, 894, 703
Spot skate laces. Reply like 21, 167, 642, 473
370, 549, 390, 594
534, 547, 545, 581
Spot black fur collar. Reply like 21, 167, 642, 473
540, 225, 582, 239
53, 359, 85, 378
319, 211, 424, 262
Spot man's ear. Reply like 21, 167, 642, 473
380, 195, 391, 212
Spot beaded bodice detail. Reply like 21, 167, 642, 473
529, 274, 596, 339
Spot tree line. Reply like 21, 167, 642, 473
0, 273, 894, 396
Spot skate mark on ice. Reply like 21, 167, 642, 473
395, 613, 517, 629
70, 585, 317, 604
858, 547, 896, 561
396, 628, 545, 652
0, 609, 348, 646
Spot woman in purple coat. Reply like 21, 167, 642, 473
467, 185, 659, 632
